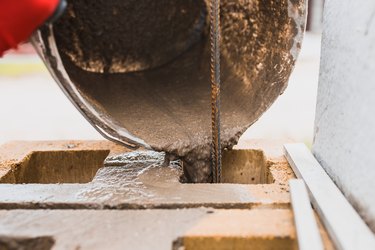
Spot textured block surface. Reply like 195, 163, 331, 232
0, 140, 335, 249
313, 0, 375, 232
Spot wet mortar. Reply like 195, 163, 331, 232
78, 151, 172, 203
46, 0, 306, 183
76, 149, 271, 204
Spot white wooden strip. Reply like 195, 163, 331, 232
289, 179, 324, 250
284, 143, 375, 250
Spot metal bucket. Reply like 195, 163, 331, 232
31, 0, 306, 181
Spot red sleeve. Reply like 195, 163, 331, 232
0, 0, 60, 56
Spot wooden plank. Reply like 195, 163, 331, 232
284, 143, 375, 250
289, 179, 324, 250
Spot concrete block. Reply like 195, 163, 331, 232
0, 209, 333, 250
0, 140, 293, 210
0, 140, 335, 249
177, 209, 296, 250
313, 0, 375, 232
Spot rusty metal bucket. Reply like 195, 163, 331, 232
31, 0, 306, 179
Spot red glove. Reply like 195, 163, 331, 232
0, 0, 65, 56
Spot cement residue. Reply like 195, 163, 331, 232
54, 0, 207, 73
161, 127, 246, 183
104, 150, 165, 166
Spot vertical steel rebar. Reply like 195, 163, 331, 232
210, 0, 222, 183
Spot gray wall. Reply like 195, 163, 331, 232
313, 0, 375, 232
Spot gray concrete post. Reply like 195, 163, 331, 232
313, 0, 375, 232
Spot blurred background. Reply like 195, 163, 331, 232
0, 0, 324, 146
